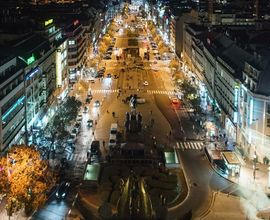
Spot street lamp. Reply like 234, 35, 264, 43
253, 152, 257, 181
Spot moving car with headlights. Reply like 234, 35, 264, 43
56, 182, 70, 199
94, 100, 100, 107
87, 119, 93, 127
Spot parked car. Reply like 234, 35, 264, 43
71, 128, 78, 136
83, 106, 88, 113
87, 119, 93, 127
86, 97, 91, 103
137, 98, 146, 104
104, 56, 112, 60
76, 114, 83, 122
108, 134, 117, 149
143, 81, 149, 86
56, 182, 70, 199
90, 141, 100, 155
74, 122, 81, 129
94, 100, 100, 107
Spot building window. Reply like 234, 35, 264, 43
267, 118, 270, 127
267, 104, 270, 114
68, 40, 75, 45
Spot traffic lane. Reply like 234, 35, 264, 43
167, 150, 212, 218
209, 169, 243, 197
153, 94, 184, 138
32, 194, 70, 220
176, 108, 199, 140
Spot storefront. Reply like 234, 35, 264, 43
222, 151, 241, 177
225, 117, 237, 141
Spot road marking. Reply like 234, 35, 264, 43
91, 89, 119, 94
147, 90, 175, 95
177, 141, 204, 150
72, 154, 88, 162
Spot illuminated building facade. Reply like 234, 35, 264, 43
0, 56, 26, 151
0, 18, 68, 151
183, 22, 270, 162
65, 20, 86, 83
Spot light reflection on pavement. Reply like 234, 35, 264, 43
32, 198, 69, 220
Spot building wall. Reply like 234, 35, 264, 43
0, 58, 26, 151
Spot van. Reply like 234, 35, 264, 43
91, 141, 100, 155
108, 134, 117, 149
110, 123, 118, 135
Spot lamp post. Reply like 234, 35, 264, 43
253, 152, 257, 181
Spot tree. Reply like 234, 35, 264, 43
0, 145, 55, 216
43, 96, 81, 158
44, 115, 69, 159
169, 59, 180, 69
61, 96, 82, 123
179, 79, 197, 99
178, 79, 201, 112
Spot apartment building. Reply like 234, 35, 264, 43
65, 20, 86, 83
183, 22, 270, 162
0, 55, 26, 151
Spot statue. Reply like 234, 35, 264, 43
117, 171, 153, 219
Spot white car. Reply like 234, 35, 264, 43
137, 98, 146, 104
143, 81, 149, 86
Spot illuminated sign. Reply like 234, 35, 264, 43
25, 67, 39, 80
2, 96, 25, 121
45, 19, 53, 26
27, 55, 35, 65
249, 98, 253, 125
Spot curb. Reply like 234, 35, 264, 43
198, 191, 217, 219
167, 150, 190, 212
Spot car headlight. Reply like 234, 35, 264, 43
56, 192, 59, 197
62, 193, 66, 198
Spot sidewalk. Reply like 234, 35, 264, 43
199, 192, 247, 220
203, 108, 270, 195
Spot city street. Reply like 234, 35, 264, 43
32, 4, 240, 220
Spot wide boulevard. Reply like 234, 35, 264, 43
32, 4, 239, 220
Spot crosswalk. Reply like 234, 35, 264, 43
91, 89, 119, 94
147, 90, 175, 95
176, 141, 204, 150
69, 154, 88, 162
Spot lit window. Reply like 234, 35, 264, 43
68, 40, 75, 45
267, 104, 270, 114
267, 118, 270, 127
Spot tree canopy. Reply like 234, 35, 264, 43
0, 145, 55, 216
